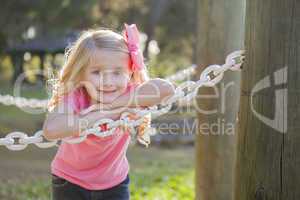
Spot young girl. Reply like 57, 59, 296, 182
43, 24, 175, 200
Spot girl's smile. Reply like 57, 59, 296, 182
97, 89, 118, 96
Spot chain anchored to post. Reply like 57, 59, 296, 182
0, 50, 245, 150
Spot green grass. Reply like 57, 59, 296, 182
0, 180, 50, 200
0, 146, 195, 200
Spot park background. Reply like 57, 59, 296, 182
0, 0, 298, 200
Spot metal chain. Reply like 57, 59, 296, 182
0, 50, 245, 150
0, 95, 48, 109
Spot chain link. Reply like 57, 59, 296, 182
0, 94, 48, 109
0, 50, 245, 150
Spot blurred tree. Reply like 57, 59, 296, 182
143, 0, 171, 59
0, 0, 197, 81
147, 0, 196, 77
195, 0, 245, 199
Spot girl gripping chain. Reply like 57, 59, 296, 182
43, 23, 175, 200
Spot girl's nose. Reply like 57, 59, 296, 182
101, 73, 114, 88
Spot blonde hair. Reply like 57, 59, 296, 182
47, 28, 151, 146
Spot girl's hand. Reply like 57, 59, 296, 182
83, 104, 143, 127
79, 106, 138, 130
79, 103, 113, 115
111, 78, 176, 108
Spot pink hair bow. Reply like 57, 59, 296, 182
123, 23, 145, 72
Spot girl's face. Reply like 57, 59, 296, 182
82, 49, 132, 104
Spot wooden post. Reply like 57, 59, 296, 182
195, 0, 245, 199
234, 0, 299, 199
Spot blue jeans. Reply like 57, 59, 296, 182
51, 173, 130, 200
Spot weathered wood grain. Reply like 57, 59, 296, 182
234, 0, 299, 199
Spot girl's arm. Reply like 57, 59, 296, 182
111, 78, 176, 108
42, 101, 123, 141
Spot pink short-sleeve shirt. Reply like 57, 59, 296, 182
50, 84, 136, 190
